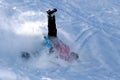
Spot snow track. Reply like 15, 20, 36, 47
0, 0, 120, 80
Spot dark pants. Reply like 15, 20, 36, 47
48, 15, 57, 37
47, 15, 57, 53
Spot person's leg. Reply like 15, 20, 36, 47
47, 9, 57, 54
48, 14, 57, 37
47, 8, 57, 37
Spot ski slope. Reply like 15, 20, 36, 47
0, 0, 120, 80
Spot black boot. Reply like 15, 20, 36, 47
46, 8, 57, 15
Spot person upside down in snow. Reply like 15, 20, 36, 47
44, 8, 79, 62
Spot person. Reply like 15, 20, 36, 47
45, 8, 79, 62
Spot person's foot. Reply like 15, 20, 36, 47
46, 8, 57, 15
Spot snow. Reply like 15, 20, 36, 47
0, 0, 120, 80
0, 69, 17, 80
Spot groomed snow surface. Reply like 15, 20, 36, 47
0, 0, 120, 80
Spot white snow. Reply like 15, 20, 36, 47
0, 0, 120, 80
0, 69, 17, 80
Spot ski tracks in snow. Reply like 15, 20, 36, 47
75, 27, 98, 49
